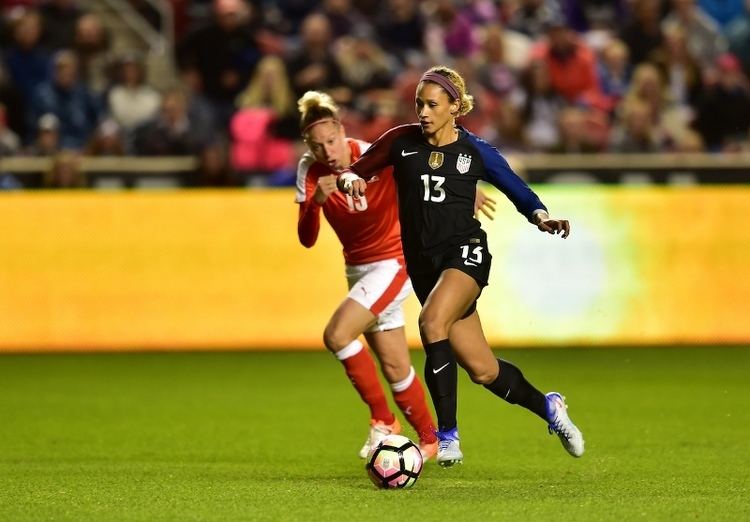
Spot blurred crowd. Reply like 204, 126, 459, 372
1, 0, 750, 188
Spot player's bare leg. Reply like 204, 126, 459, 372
324, 299, 400, 457
323, 297, 377, 352
450, 312, 584, 457
364, 328, 411, 383
448, 311, 498, 384
366, 329, 438, 459
418, 269, 480, 466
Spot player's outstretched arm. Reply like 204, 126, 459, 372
337, 172, 367, 198
533, 210, 571, 238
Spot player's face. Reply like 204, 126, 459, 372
415, 82, 459, 136
306, 121, 349, 170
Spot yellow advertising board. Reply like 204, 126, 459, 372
0, 187, 748, 351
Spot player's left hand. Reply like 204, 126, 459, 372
474, 188, 496, 220
537, 218, 570, 238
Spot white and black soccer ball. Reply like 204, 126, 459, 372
366, 434, 423, 489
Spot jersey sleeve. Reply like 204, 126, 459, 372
347, 125, 409, 180
295, 153, 316, 203
297, 200, 321, 247
295, 153, 321, 247
468, 134, 547, 222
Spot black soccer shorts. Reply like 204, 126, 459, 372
406, 231, 492, 318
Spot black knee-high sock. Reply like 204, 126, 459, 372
423, 339, 458, 432
484, 359, 549, 421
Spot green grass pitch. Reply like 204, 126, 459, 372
1, 347, 748, 521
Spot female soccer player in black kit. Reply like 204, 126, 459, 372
337, 66, 585, 466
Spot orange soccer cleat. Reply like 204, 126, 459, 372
358, 417, 402, 458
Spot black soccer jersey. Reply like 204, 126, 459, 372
348, 123, 547, 258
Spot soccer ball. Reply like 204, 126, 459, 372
366, 434, 423, 489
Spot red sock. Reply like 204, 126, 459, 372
336, 340, 394, 424
391, 367, 437, 444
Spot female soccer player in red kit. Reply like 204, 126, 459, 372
338, 66, 585, 466
295, 91, 440, 459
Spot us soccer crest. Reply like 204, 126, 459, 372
428, 152, 444, 170
456, 153, 472, 174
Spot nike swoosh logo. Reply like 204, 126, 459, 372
401, 150, 418, 157
432, 362, 450, 374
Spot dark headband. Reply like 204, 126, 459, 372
420, 72, 460, 101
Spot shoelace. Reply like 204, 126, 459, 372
548, 414, 574, 441
547, 397, 573, 440
438, 440, 452, 451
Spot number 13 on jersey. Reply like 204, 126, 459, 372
420, 174, 446, 202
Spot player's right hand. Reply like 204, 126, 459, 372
348, 178, 367, 199
313, 174, 338, 204
337, 174, 367, 198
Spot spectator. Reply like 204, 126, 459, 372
693, 53, 750, 150
132, 88, 211, 155
176, 0, 261, 131
673, 127, 705, 151
261, 0, 314, 36
320, 0, 368, 38
726, 1, 750, 73
0, 103, 20, 155
40, 0, 81, 50
43, 149, 86, 188
518, 59, 566, 151
424, 0, 478, 61
474, 24, 521, 101
333, 29, 396, 97
85, 118, 125, 155
189, 141, 237, 186
491, 102, 529, 153
346, 89, 402, 143
621, 62, 685, 142
235, 54, 297, 137
597, 38, 631, 110
107, 53, 161, 136
26, 112, 61, 156
550, 105, 601, 153
27, 50, 101, 150
390, 51, 430, 123
530, 17, 602, 104
231, 56, 296, 178
235, 55, 292, 111
0, 60, 25, 137
619, 0, 664, 66
72, 13, 111, 93
374, 0, 426, 64
461, 0, 500, 26
609, 98, 662, 152
648, 21, 703, 111
4, 8, 51, 102
286, 12, 348, 101
448, 57, 498, 137
507, 0, 564, 38
698, 0, 744, 27
662, 0, 726, 67
563, 0, 628, 31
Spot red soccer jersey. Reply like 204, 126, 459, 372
296, 138, 402, 265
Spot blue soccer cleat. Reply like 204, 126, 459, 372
436, 427, 463, 467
